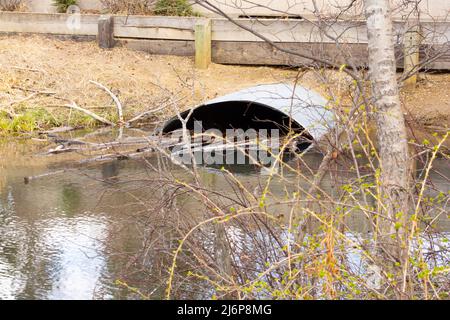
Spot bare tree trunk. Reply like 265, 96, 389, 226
364, 0, 411, 298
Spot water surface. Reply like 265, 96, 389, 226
0, 135, 448, 299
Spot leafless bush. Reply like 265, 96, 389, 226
100, 0, 156, 15
109, 100, 447, 300
104, 0, 449, 300
0, 0, 23, 11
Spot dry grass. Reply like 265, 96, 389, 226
0, 35, 299, 129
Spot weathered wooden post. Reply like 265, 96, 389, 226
98, 15, 114, 49
403, 19, 421, 86
195, 19, 212, 69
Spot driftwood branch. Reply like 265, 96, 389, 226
89, 80, 124, 124
65, 101, 115, 126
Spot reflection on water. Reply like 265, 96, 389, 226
0, 179, 111, 299
0, 135, 176, 299
0, 137, 449, 300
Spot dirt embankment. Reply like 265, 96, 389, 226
0, 35, 297, 132
401, 74, 450, 129
0, 35, 449, 135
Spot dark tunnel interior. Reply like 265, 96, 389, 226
162, 101, 314, 151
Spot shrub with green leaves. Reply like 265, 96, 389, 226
154, 0, 196, 17
53, 0, 78, 13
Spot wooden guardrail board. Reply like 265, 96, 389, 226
114, 17, 450, 45
117, 38, 195, 56
211, 19, 369, 43
418, 21, 450, 45
114, 15, 197, 40
114, 38, 449, 70
212, 42, 369, 66
0, 12, 98, 35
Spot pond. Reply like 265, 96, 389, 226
0, 132, 449, 300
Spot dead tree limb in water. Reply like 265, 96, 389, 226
24, 170, 69, 184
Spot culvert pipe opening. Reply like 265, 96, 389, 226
162, 101, 314, 152
161, 84, 334, 160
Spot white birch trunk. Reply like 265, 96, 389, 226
364, 0, 410, 298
